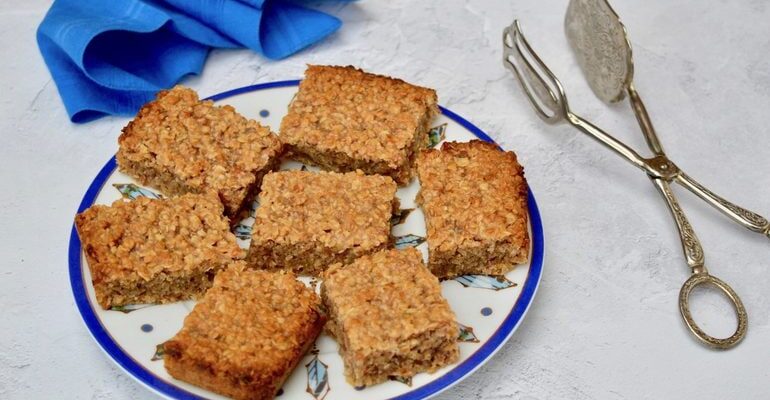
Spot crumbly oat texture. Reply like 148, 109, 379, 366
416, 140, 530, 277
280, 65, 439, 185
74, 192, 242, 309
117, 85, 283, 220
246, 170, 398, 276
164, 263, 325, 400
321, 248, 459, 386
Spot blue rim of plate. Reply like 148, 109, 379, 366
68, 80, 545, 400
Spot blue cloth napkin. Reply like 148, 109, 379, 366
37, 0, 342, 123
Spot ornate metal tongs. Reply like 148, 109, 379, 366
502, 0, 769, 349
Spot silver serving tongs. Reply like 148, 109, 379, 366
502, 0, 769, 349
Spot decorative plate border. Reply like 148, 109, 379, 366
68, 80, 545, 400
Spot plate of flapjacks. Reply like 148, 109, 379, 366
69, 65, 544, 400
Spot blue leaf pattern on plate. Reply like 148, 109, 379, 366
112, 183, 162, 200
454, 275, 517, 290
110, 304, 153, 314
428, 123, 447, 148
248, 200, 259, 218
457, 322, 480, 343
151, 343, 165, 361
305, 354, 330, 400
233, 223, 252, 240
393, 234, 426, 249
390, 208, 414, 226
390, 376, 413, 386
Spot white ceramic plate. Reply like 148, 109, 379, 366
68, 81, 544, 400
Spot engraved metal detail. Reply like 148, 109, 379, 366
682, 173, 769, 228
659, 182, 704, 266
565, 0, 633, 103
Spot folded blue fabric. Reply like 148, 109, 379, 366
37, 0, 342, 122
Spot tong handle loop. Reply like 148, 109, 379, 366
679, 272, 748, 349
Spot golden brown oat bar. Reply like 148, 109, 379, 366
416, 140, 530, 277
280, 65, 439, 185
246, 170, 397, 276
164, 264, 325, 400
321, 248, 459, 386
117, 86, 283, 220
74, 192, 242, 309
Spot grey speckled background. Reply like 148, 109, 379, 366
2, 1, 769, 399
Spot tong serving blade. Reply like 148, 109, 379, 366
565, 0, 770, 238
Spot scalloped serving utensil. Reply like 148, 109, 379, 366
502, 0, 769, 349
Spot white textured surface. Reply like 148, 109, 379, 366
1, 0, 769, 399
